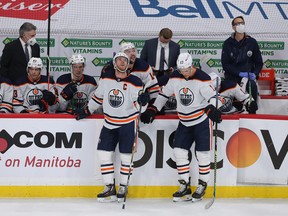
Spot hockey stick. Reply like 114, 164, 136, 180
44, 54, 51, 90
205, 76, 219, 209
122, 80, 151, 210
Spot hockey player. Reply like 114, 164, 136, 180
101, 42, 160, 103
209, 72, 258, 114
140, 53, 222, 202
0, 75, 13, 113
76, 52, 149, 202
13, 57, 58, 113
56, 54, 97, 114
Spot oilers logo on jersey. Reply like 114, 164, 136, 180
26, 88, 42, 106
179, 88, 194, 106
108, 89, 124, 108
72, 91, 88, 110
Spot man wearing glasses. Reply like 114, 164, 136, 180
221, 16, 263, 113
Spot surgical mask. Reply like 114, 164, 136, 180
27, 37, 37, 46
236, 24, 245, 34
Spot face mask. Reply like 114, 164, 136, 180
27, 37, 37, 46
236, 24, 245, 34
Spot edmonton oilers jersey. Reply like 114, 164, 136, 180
219, 80, 249, 102
13, 75, 57, 113
56, 74, 97, 114
0, 76, 13, 113
154, 68, 218, 127
101, 58, 160, 99
89, 69, 143, 129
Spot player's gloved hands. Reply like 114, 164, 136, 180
140, 105, 157, 124
38, 99, 48, 112
249, 73, 256, 81
137, 91, 149, 106
42, 90, 57, 105
245, 100, 258, 114
205, 104, 222, 123
61, 82, 77, 101
75, 107, 91, 120
239, 72, 249, 78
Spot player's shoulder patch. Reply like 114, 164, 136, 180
131, 58, 150, 72
124, 74, 143, 87
193, 69, 211, 81
83, 74, 97, 85
56, 73, 71, 84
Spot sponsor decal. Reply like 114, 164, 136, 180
130, 0, 288, 20
92, 57, 112, 67
0, 129, 82, 154
0, 0, 70, 20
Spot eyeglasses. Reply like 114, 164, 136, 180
233, 21, 245, 26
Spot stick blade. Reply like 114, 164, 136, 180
205, 197, 215, 209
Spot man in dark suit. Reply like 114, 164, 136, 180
140, 28, 180, 86
0, 22, 40, 83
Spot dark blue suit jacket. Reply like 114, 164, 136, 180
140, 37, 180, 69
0, 38, 40, 82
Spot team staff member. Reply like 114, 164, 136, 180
76, 52, 149, 203
0, 22, 40, 83
221, 16, 263, 108
141, 53, 222, 202
140, 28, 180, 86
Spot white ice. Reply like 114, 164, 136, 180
0, 198, 287, 216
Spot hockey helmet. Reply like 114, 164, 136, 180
177, 53, 193, 69
69, 54, 85, 65
113, 52, 129, 73
120, 42, 135, 52
27, 57, 43, 70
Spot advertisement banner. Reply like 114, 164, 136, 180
1, 115, 287, 187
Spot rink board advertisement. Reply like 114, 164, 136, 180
0, 115, 288, 190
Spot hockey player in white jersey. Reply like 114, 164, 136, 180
56, 54, 97, 114
101, 42, 160, 103
141, 53, 223, 202
13, 57, 58, 113
209, 72, 258, 114
0, 75, 13, 113
76, 52, 149, 202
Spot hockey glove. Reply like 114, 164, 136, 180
245, 100, 258, 114
205, 104, 222, 123
38, 99, 48, 112
249, 73, 256, 81
75, 107, 91, 120
20, 109, 29, 113
61, 82, 77, 101
239, 72, 248, 78
140, 105, 157, 124
137, 91, 149, 106
42, 90, 57, 105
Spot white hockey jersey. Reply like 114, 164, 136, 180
13, 75, 58, 113
88, 69, 144, 129
154, 69, 222, 127
56, 73, 97, 114
101, 58, 160, 99
0, 76, 13, 113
